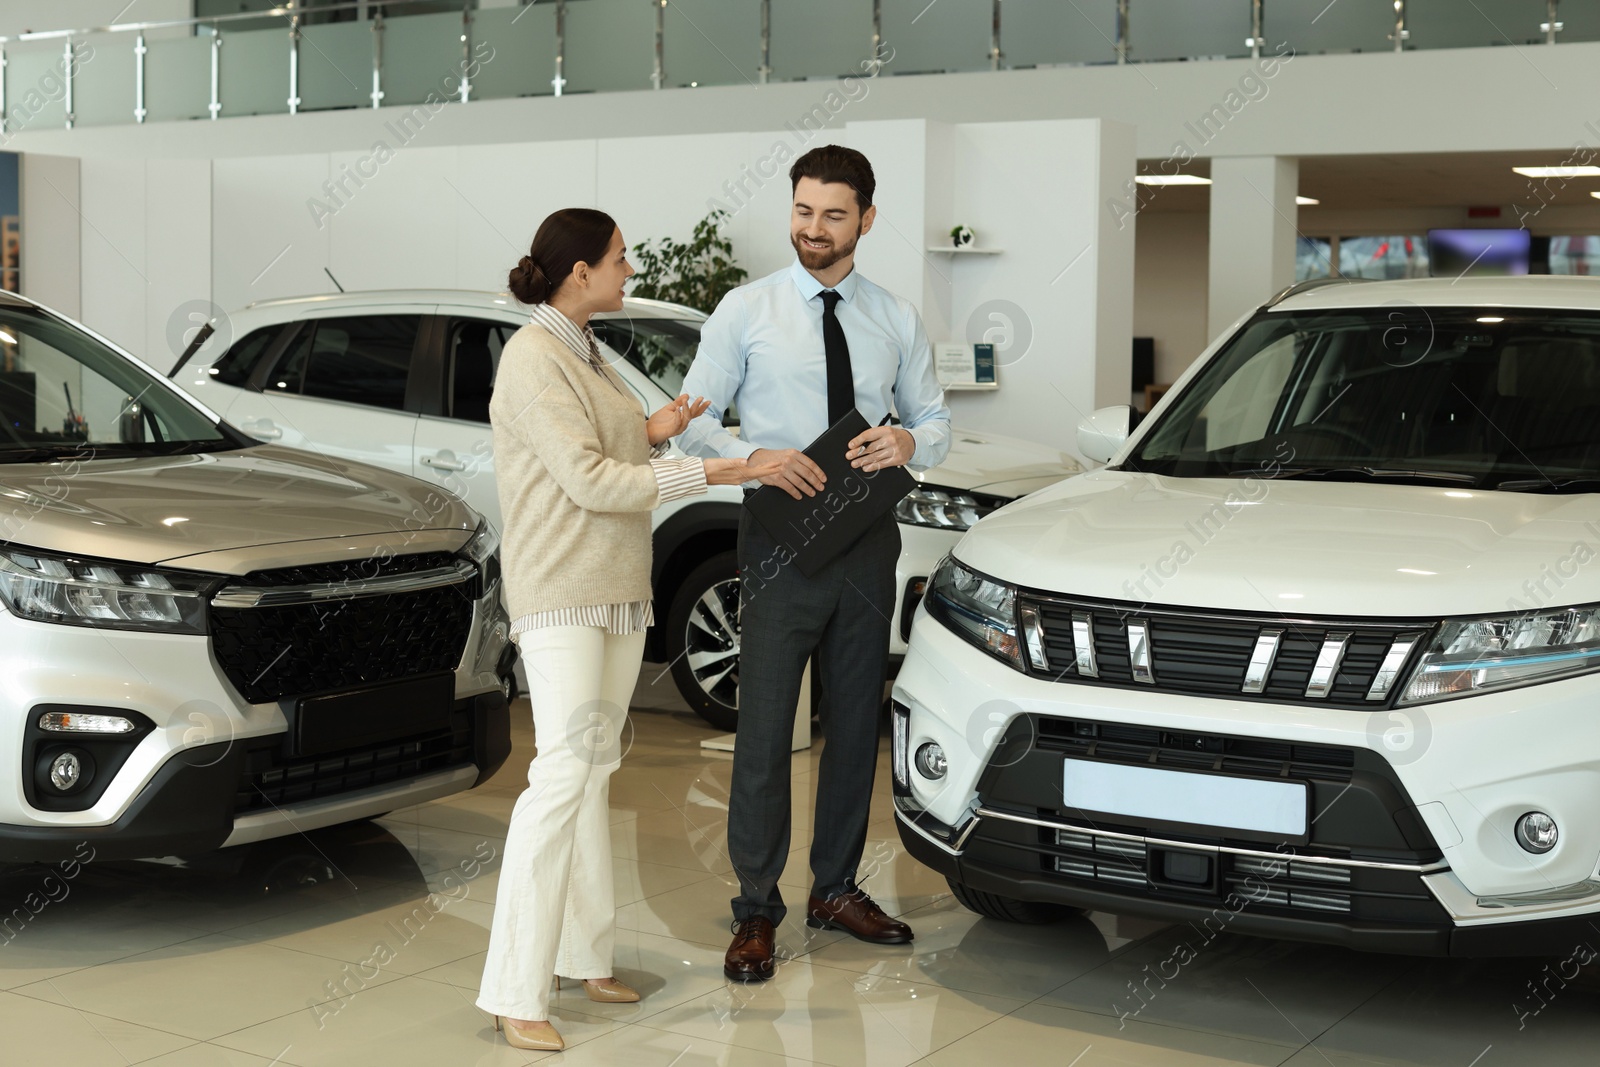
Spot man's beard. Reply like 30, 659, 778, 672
791, 227, 860, 272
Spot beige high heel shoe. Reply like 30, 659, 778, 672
493, 1016, 565, 1051
581, 977, 641, 1004
554, 975, 641, 1004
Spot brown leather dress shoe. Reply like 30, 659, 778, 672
724, 916, 778, 982
806, 890, 914, 944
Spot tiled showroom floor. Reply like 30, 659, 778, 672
3, 665, 1598, 1066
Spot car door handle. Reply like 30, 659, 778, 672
422, 452, 467, 472
242, 418, 282, 440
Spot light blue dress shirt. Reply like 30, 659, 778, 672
678, 258, 952, 472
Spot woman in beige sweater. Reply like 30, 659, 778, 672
477, 208, 774, 1051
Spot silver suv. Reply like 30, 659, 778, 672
0, 292, 513, 862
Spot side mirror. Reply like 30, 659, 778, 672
1076, 405, 1131, 464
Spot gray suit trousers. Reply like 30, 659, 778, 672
727, 504, 900, 925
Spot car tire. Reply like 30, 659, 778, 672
946, 877, 1079, 924
665, 551, 743, 732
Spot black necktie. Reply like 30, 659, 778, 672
819, 289, 854, 425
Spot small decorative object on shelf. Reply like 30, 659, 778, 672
950, 225, 975, 249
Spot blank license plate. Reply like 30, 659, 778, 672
1062, 758, 1308, 838
294, 672, 455, 757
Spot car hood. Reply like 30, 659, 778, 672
957, 470, 1600, 618
0, 445, 477, 574
920, 427, 1082, 498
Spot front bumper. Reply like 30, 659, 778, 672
894, 610, 1600, 956
0, 580, 514, 864
0, 690, 508, 864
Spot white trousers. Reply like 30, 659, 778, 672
476, 625, 644, 1021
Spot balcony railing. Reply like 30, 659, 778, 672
0, 0, 1591, 132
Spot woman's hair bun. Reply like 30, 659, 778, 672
509, 254, 551, 305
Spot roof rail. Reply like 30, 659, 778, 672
1264, 277, 1367, 308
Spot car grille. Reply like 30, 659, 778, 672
1039, 827, 1415, 919
211, 558, 475, 705
1034, 715, 1357, 782
1022, 595, 1432, 708
234, 707, 474, 814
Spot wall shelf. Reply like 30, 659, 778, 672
926, 246, 1003, 254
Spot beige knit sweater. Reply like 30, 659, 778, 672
491, 323, 662, 619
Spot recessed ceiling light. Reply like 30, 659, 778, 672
1296, 196, 1320, 206
1134, 175, 1211, 186
1513, 165, 1600, 178
1591, 191, 1600, 200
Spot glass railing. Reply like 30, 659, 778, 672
0, 0, 1592, 133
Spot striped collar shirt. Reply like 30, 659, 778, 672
527, 302, 618, 387
514, 303, 708, 637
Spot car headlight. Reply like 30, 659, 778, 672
924, 555, 1021, 669
1399, 606, 1600, 704
0, 547, 214, 634
459, 520, 501, 595
892, 485, 1005, 531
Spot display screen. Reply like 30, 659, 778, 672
1427, 229, 1531, 277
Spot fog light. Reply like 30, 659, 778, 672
48, 751, 83, 792
915, 742, 947, 780
38, 711, 135, 734
1515, 812, 1559, 854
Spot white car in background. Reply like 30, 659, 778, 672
173, 290, 1082, 730
897, 275, 1600, 956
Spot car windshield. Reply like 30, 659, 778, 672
0, 305, 236, 462
1121, 306, 1600, 491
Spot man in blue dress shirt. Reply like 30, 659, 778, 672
678, 145, 951, 981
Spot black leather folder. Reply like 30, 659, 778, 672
744, 408, 917, 578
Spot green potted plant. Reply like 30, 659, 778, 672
629, 209, 748, 380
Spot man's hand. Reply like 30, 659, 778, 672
748, 447, 827, 500
646, 394, 711, 446
846, 426, 914, 472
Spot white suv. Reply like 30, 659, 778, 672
174, 290, 1082, 730
0, 292, 512, 863
897, 276, 1600, 956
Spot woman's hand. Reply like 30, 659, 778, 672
703, 456, 785, 486
646, 394, 711, 446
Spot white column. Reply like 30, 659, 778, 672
1206, 155, 1298, 343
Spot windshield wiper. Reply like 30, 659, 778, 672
1493, 477, 1600, 494
0, 440, 235, 464
1235, 466, 1480, 487
0, 443, 100, 463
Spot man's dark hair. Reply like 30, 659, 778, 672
789, 145, 875, 212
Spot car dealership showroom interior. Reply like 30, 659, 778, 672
5, 0, 1600, 1064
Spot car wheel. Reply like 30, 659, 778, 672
946, 877, 1079, 924
665, 551, 742, 731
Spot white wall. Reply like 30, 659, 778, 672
19, 154, 81, 319
79, 158, 211, 366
